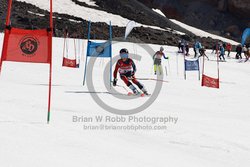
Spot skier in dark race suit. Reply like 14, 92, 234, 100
113, 48, 149, 95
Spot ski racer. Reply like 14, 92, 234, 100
113, 48, 149, 95
153, 46, 168, 75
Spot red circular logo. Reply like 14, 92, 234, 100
19, 36, 39, 56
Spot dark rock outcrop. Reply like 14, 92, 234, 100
139, 0, 250, 41
0, 0, 240, 49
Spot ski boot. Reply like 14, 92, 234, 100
141, 87, 149, 96
129, 85, 140, 95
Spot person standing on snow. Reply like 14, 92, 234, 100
178, 40, 181, 52
226, 43, 232, 57
245, 47, 250, 62
211, 44, 216, 54
113, 48, 149, 95
194, 41, 202, 58
223, 43, 226, 49
198, 46, 209, 60
235, 44, 242, 59
185, 42, 189, 56
180, 39, 185, 53
219, 45, 226, 61
193, 42, 197, 57
243, 45, 248, 59
153, 46, 168, 75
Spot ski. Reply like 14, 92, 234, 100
136, 78, 168, 83
127, 92, 151, 97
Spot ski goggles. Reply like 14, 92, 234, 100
120, 53, 128, 59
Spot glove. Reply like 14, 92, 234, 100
113, 78, 117, 86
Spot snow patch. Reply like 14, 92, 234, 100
152, 8, 166, 17
170, 19, 239, 45
16, 0, 184, 34
27, 11, 45, 17
77, 0, 98, 7
68, 18, 82, 23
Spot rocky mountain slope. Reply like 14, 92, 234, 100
0, 0, 242, 48
139, 0, 249, 41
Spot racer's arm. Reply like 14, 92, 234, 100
131, 60, 136, 74
163, 53, 168, 59
113, 61, 120, 79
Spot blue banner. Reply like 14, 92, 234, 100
83, 21, 112, 86
241, 28, 250, 46
185, 59, 199, 71
87, 41, 111, 58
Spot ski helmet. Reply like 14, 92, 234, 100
120, 48, 129, 58
160, 46, 164, 51
120, 48, 128, 54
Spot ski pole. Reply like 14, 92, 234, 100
165, 65, 168, 76
168, 58, 170, 74
111, 81, 129, 93
136, 77, 168, 83
176, 52, 179, 75
117, 84, 129, 92
151, 62, 154, 75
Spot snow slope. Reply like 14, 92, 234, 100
0, 30, 250, 167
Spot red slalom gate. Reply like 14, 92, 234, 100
201, 42, 220, 89
0, 0, 53, 123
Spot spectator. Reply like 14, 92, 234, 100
235, 44, 242, 59
180, 39, 185, 53
178, 40, 181, 52
185, 42, 189, 56
194, 41, 202, 58
211, 44, 216, 54
243, 45, 248, 58
226, 43, 232, 57
198, 46, 209, 60
245, 47, 250, 62
223, 42, 226, 49
219, 45, 226, 61
193, 43, 197, 58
